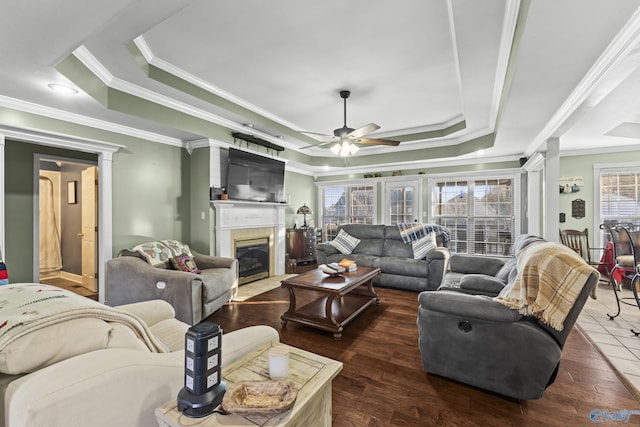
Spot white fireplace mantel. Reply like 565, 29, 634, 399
211, 200, 287, 276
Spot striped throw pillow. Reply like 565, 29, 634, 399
329, 229, 361, 254
412, 233, 437, 259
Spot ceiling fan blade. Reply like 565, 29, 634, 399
301, 130, 335, 139
357, 137, 400, 147
299, 140, 337, 150
348, 123, 381, 139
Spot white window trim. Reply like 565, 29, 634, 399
593, 161, 640, 248
381, 178, 423, 224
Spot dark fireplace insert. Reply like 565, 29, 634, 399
235, 238, 269, 285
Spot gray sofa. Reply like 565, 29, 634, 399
315, 224, 450, 292
106, 241, 238, 325
418, 235, 599, 400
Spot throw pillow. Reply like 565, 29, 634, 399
131, 241, 173, 266
412, 233, 437, 259
161, 240, 193, 258
459, 274, 506, 294
170, 253, 201, 274
329, 229, 361, 254
495, 257, 517, 282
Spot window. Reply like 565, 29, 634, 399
600, 169, 640, 230
431, 175, 516, 255
320, 184, 375, 241
383, 180, 421, 224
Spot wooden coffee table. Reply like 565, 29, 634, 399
280, 266, 381, 339
155, 342, 342, 427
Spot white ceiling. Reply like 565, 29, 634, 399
2, 0, 640, 173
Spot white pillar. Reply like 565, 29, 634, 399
543, 138, 560, 242
523, 153, 545, 237
98, 152, 113, 303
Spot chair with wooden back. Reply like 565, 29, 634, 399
559, 228, 604, 267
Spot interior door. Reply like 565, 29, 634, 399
81, 166, 98, 291
383, 180, 422, 224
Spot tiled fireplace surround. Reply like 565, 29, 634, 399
211, 200, 287, 278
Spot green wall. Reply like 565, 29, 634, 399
111, 138, 189, 253
189, 146, 210, 254
7, 117, 640, 285
5, 140, 97, 282
560, 150, 640, 239
284, 171, 317, 229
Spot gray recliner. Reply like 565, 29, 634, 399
417, 242, 598, 400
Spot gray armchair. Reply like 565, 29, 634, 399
418, 244, 598, 400
106, 248, 238, 325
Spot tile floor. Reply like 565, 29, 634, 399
579, 280, 640, 398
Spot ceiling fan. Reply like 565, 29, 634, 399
301, 90, 400, 156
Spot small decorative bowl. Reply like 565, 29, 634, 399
221, 380, 298, 416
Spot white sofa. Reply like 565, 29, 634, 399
0, 295, 278, 427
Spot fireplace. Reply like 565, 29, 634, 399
211, 200, 287, 278
235, 238, 269, 285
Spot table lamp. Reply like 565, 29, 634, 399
296, 204, 312, 228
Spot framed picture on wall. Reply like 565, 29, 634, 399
67, 181, 77, 204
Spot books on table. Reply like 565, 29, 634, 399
338, 259, 357, 272
318, 260, 358, 275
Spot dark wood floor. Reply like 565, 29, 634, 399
207, 284, 640, 426
39, 277, 98, 300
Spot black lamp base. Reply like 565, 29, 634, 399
177, 381, 227, 418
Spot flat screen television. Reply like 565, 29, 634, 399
226, 148, 285, 203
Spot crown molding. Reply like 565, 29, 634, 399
0, 125, 124, 154
369, 114, 465, 139
74, 45, 308, 152
286, 151, 522, 179
133, 36, 304, 133
73, 45, 115, 85
0, 95, 182, 146
446, 0, 465, 124
526, 5, 640, 155
490, 0, 521, 130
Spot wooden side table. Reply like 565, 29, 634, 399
155, 342, 342, 427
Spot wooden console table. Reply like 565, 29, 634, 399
280, 266, 381, 339
155, 342, 342, 427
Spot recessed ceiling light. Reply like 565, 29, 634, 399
48, 83, 79, 95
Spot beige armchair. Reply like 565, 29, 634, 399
106, 240, 238, 325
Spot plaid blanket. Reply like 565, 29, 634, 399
0, 284, 167, 353
397, 223, 450, 243
495, 242, 596, 331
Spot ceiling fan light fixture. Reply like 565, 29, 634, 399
335, 140, 358, 157
341, 141, 351, 156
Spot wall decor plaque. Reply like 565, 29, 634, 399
572, 199, 585, 219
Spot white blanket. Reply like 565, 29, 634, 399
0, 284, 167, 352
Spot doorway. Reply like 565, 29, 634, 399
37, 158, 98, 300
